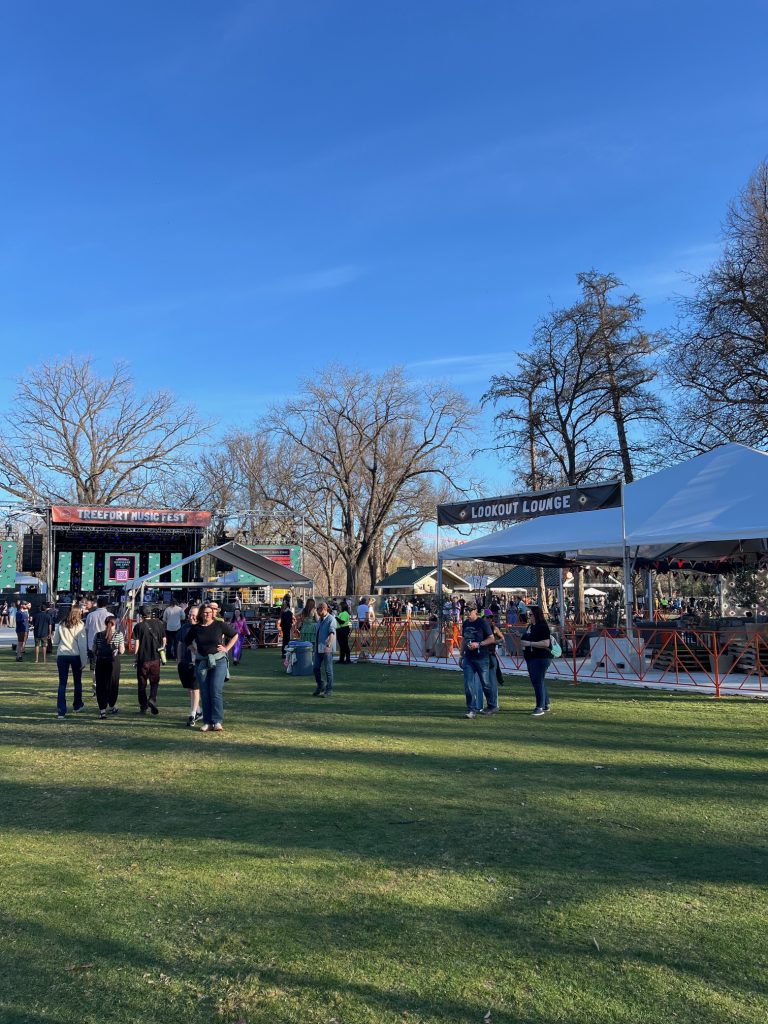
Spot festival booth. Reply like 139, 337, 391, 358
436, 444, 768, 696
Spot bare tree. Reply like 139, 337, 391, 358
0, 356, 210, 505
665, 160, 768, 452
576, 270, 664, 482
262, 365, 475, 595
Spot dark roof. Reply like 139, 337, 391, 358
489, 566, 561, 590
375, 565, 469, 590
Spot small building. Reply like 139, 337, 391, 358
375, 565, 470, 595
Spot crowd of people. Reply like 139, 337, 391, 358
5, 589, 562, 728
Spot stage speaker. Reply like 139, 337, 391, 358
22, 533, 43, 573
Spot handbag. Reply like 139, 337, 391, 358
550, 637, 563, 658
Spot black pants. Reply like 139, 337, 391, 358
136, 660, 160, 710
165, 629, 179, 660
281, 627, 292, 657
337, 626, 351, 663
95, 657, 121, 710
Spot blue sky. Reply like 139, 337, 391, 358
1, 0, 767, 493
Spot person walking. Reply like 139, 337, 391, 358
312, 601, 336, 697
162, 598, 185, 660
132, 605, 166, 715
32, 602, 55, 665
53, 606, 88, 718
335, 599, 352, 664
460, 601, 498, 719
14, 601, 30, 661
521, 605, 552, 716
93, 614, 125, 719
230, 608, 249, 665
177, 605, 202, 727
485, 609, 506, 689
279, 595, 294, 658
184, 603, 237, 732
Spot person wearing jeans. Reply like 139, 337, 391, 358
460, 601, 497, 719
184, 603, 237, 732
312, 602, 336, 697
521, 605, 552, 716
52, 607, 88, 718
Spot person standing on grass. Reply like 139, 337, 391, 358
184, 603, 237, 732
335, 599, 352, 664
162, 597, 185, 661
32, 602, 54, 665
93, 614, 125, 719
14, 601, 30, 661
279, 595, 294, 658
312, 601, 336, 697
132, 605, 166, 716
177, 605, 202, 727
460, 601, 498, 719
53, 606, 88, 718
521, 605, 552, 716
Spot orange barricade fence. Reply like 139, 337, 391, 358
351, 621, 767, 696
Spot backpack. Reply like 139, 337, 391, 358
93, 631, 115, 662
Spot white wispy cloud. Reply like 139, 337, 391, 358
269, 265, 364, 294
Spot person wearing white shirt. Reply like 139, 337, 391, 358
162, 598, 185, 660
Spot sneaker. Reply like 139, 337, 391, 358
200, 724, 211, 732
465, 710, 477, 719
481, 706, 500, 715
532, 707, 546, 717
57, 713, 66, 720
544, 704, 551, 711
212, 723, 224, 732
16, 656, 22, 662
194, 709, 203, 721
99, 710, 107, 720
312, 688, 324, 696
320, 691, 332, 698
109, 707, 119, 715
148, 700, 159, 716
138, 708, 147, 715
187, 715, 196, 728
73, 704, 86, 713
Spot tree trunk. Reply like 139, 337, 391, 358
537, 567, 549, 615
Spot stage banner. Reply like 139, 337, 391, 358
148, 553, 161, 579
235, 545, 301, 583
56, 551, 72, 591
81, 551, 95, 591
0, 541, 18, 589
437, 481, 622, 527
50, 506, 212, 528
170, 553, 183, 583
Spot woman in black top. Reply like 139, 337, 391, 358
184, 604, 237, 732
521, 605, 552, 716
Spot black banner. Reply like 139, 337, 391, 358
437, 481, 622, 527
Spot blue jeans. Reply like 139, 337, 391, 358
527, 657, 551, 709
313, 652, 334, 693
462, 657, 488, 712
57, 655, 83, 715
195, 657, 227, 725
482, 656, 499, 710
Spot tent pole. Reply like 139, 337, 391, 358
620, 478, 634, 640
558, 568, 566, 626
436, 515, 444, 631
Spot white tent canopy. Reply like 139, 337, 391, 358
440, 444, 768, 570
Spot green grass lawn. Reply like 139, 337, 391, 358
0, 650, 766, 1024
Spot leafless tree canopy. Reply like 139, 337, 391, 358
262, 365, 475, 594
0, 356, 209, 505
483, 271, 663, 489
664, 160, 768, 453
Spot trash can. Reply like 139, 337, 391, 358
291, 641, 314, 676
